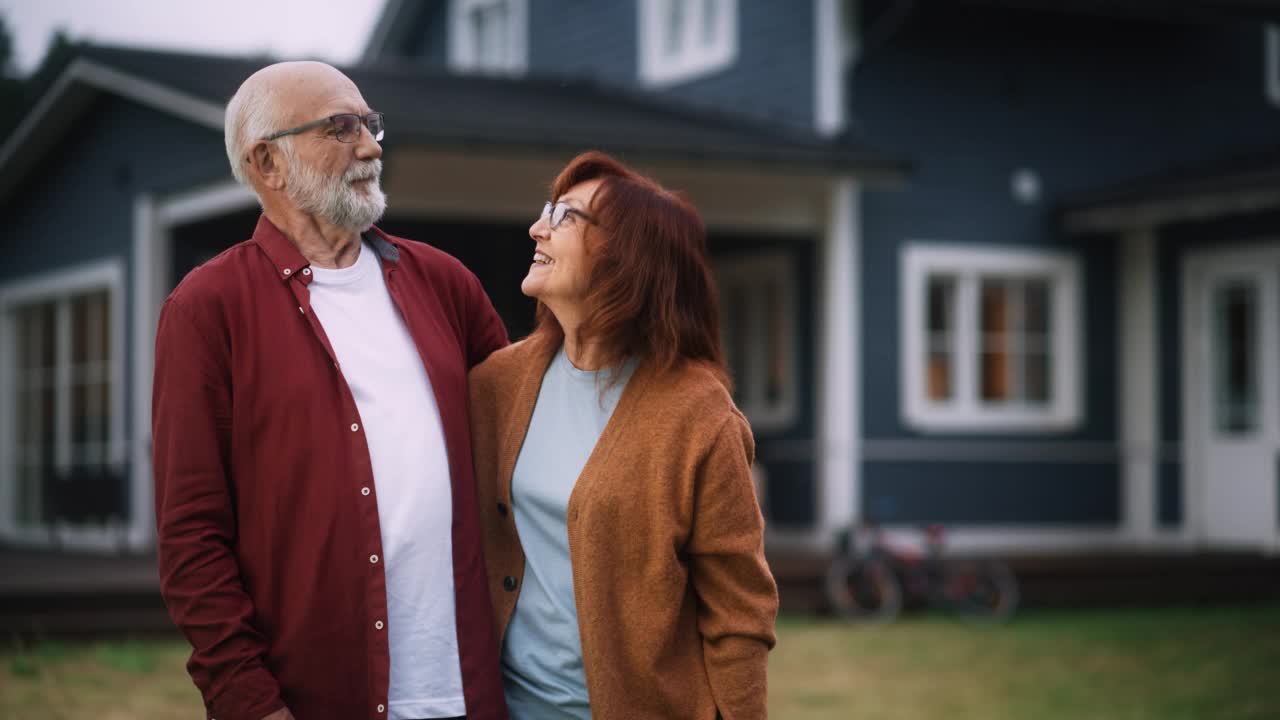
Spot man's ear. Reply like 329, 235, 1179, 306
248, 141, 287, 191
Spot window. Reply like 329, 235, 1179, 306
1210, 279, 1259, 435
639, 0, 738, 87
901, 245, 1082, 432
448, 0, 528, 75
0, 261, 125, 535
716, 252, 797, 431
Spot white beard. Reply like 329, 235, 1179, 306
287, 156, 387, 232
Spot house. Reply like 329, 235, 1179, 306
2, 0, 1279, 570
363, 0, 1280, 556
0, 16, 901, 559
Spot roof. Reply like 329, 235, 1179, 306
0, 43, 907, 203
953, 0, 1280, 23
1058, 147, 1280, 233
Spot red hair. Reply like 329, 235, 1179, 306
530, 151, 728, 386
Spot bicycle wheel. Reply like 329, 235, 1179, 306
940, 559, 1019, 623
825, 556, 903, 624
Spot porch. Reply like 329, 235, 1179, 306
6, 545, 1280, 635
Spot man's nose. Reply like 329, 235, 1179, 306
355, 124, 382, 161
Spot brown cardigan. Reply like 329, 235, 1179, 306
470, 336, 778, 719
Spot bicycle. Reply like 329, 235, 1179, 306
825, 521, 1019, 624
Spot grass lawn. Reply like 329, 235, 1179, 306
2, 605, 1277, 719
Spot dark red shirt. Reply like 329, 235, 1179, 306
153, 216, 510, 720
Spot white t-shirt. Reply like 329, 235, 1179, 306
308, 242, 465, 719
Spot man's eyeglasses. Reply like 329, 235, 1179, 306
541, 201, 594, 230
262, 112, 385, 143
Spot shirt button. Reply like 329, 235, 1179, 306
282, 268, 291, 276
503, 576, 518, 591
351, 423, 359, 432
497, 502, 508, 517
302, 267, 312, 276
370, 554, 379, 564
375, 620, 384, 630
377, 704, 385, 713
361, 487, 370, 496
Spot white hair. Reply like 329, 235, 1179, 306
224, 78, 292, 185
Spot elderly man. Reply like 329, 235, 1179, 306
153, 61, 509, 720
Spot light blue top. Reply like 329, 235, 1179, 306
501, 347, 637, 720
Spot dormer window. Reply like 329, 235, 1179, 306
449, 0, 528, 75
639, 0, 738, 87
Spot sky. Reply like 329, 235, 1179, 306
1, 0, 385, 75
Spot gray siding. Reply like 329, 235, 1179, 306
530, 0, 814, 129
529, 0, 637, 87
367, 1, 449, 68
654, 0, 814, 129
0, 95, 229, 496
864, 460, 1120, 525
852, 6, 1280, 524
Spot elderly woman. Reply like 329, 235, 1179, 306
469, 151, 778, 719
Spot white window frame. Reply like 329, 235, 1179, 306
1267, 25, 1280, 107
900, 244, 1083, 433
448, 0, 529, 76
0, 258, 127, 545
639, 0, 739, 87
716, 251, 798, 431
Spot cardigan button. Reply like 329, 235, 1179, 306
503, 576, 518, 592
497, 502, 508, 517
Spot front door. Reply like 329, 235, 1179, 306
1187, 246, 1280, 551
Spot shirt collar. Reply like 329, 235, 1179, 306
252, 214, 401, 284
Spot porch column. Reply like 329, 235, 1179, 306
1120, 226, 1158, 544
129, 195, 159, 552
818, 177, 860, 541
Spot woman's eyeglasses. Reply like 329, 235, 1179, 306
541, 201, 594, 230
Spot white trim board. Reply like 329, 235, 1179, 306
130, 196, 158, 553
814, 0, 852, 136
0, 261, 126, 306
1119, 228, 1159, 545
158, 181, 258, 226
861, 439, 1118, 463
1266, 25, 1280, 108
817, 177, 860, 536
